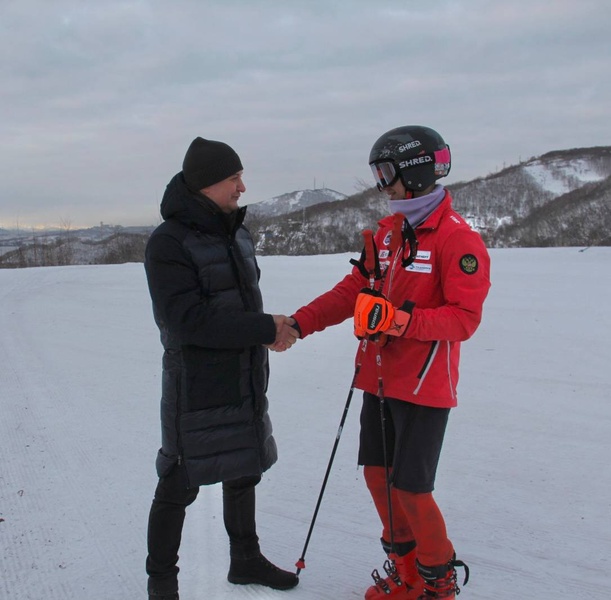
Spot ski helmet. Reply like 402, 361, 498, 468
369, 126, 451, 193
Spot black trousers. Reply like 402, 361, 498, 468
146, 464, 261, 592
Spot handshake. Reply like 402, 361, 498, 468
266, 288, 414, 353
267, 315, 300, 352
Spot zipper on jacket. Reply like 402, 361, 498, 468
384, 246, 401, 297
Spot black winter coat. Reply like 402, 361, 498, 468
144, 173, 278, 487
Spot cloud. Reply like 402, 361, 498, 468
0, 0, 610, 227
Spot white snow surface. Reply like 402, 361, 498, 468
523, 159, 607, 196
1, 248, 610, 600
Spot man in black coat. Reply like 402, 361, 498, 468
144, 137, 299, 599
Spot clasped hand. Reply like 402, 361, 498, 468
267, 315, 299, 352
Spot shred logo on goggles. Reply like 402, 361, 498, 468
433, 147, 452, 177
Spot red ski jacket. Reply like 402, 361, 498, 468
293, 192, 491, 408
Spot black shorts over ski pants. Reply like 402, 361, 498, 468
357, 392, 450, 493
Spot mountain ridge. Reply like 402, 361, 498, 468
245, 187, 348, 218
1, 145, 609, 266
246, 145, 611, 254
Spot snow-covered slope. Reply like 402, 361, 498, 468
523, 157, 608, 196
1, 248, 610, 599
450, 146, 611, 245
246, 187, 348, 218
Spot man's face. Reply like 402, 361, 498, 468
200, 171, 246, 213
383, 178, 408, 201
383, 179, 435, 200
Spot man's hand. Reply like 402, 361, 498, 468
267, 315, 299, 352
354, 289, 412, 338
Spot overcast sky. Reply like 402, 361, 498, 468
1, 0, 609, 229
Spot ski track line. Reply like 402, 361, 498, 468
0, 277, 73, 600
460, 552, 608, 599
0, 268, 143, 599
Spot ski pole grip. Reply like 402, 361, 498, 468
362, 229, 376, 275
390, 213, 404, 254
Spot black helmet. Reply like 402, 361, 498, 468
368, 125, 451, 192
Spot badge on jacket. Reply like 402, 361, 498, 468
459, 254, 478, 275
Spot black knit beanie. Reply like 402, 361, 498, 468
181, 137, 243, 190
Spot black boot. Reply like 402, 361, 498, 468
147, 576, 179, 600
148, 582, 178, 600
228, 552, 299, 590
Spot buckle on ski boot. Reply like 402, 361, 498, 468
382, 559, 402, 588
370, 568, 392, 594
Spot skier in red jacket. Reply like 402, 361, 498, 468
291, 126, 491, 600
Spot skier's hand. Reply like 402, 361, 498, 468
354, 289, 394, 336
354, 289, 413, 338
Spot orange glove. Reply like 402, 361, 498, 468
354, 289, 413, 338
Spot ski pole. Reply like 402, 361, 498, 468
372, 213, 406, 556
374, 345, 395, 555
294, 359, 363, 575
295, 230, 378, 576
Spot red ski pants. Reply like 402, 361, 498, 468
364, 465, 454, 566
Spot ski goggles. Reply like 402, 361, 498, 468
370, 161, 399, 191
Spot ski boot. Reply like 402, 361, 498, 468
416, 554, 469, 599
365, 540, 422, 599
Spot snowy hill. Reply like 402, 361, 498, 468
1, 147, 610, 266
450, 146, 611, 246
0, 225, 153, 267
246, 146, 611, 253
1, 248, 610, 600
246, 187, 348, 218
